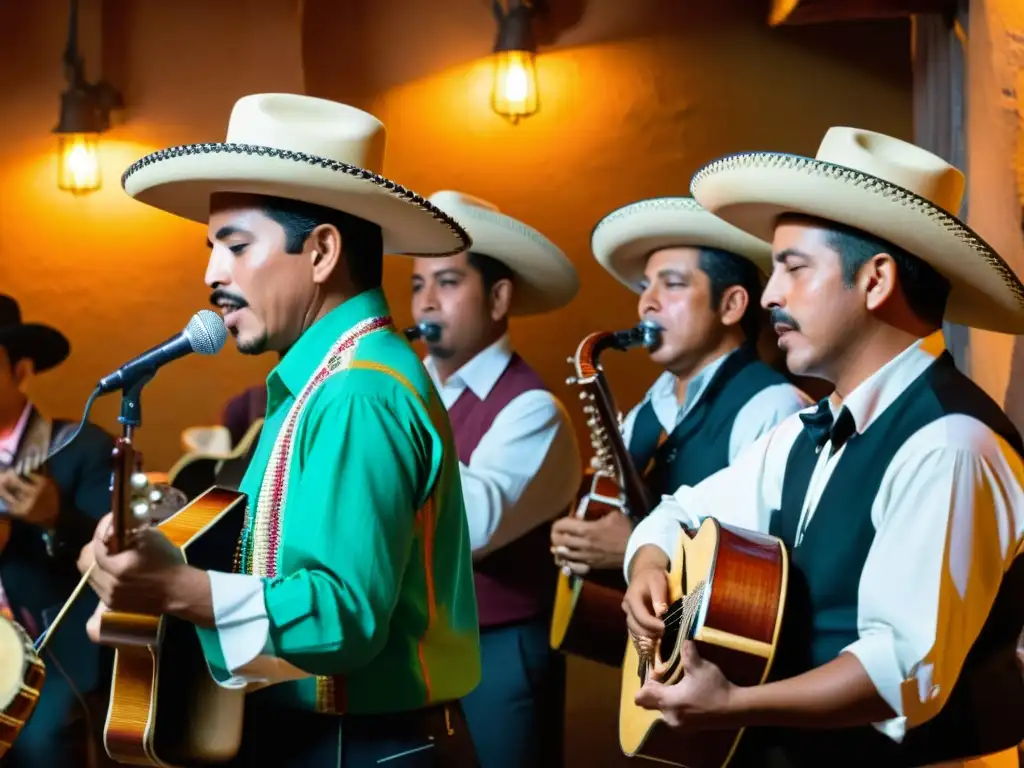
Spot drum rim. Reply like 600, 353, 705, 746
0, 616, 30, 710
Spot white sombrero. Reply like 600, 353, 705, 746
121, 93, 469, 258
591, 196, 773, 294
690, 126, 1024, 334
427, 191, 579, 315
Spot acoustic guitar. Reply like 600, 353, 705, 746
166, 417, 263, 501
618, 517, 788, 767
98, 431, 248, 766
549, 323, 659, 668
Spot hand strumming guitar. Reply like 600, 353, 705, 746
77, 512, 215, 635
622, 544, 671, 658
550, 511, 633, 575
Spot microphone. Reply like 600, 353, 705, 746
97, 310, 228, 395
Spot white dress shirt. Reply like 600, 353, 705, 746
620, 348, 812, 463
424, 333, 582, 559
625, 339, 1024, 759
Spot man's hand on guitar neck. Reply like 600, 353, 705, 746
0, 470, 59, 528
551, 511, 633, 574
77, 513, 216, 631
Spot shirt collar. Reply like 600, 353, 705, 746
829, 336, 941, 434
270, 287, 392, 399
0, 400, 33, 464
425, 333, 513, 401
646, 347, 737, 427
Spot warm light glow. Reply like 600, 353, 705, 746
57, 133, 101, 194
491, 50, 538, 124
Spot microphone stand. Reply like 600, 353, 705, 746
34, 373, 155, 652
109, 373, 153, 554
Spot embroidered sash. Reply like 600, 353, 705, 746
234, 315, 394, 713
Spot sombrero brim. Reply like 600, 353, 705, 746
437, 205, 579, 316
691, 152, 1024, 335
122, 143, 471, 258
591, 197, 774, 294
0, 325, 70, 373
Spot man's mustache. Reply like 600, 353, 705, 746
769, 308, 800, 332
210, 289, 249, 309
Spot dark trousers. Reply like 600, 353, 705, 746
461, 618, 567, 768
227, 699, 479, 767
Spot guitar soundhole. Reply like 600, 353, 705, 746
637, 597, 685, 686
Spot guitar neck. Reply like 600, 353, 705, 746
109, 436, 141, 554
573, 330, 654, 519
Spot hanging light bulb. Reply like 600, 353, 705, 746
52, 0, 122, 195
490, 1, 539, 124
56, 132, 101, 195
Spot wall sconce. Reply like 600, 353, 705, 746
53, 0, 123, 195
491, 0, 539, 124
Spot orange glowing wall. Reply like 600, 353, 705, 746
0, 0, 912, 469
0, 1, 916, 764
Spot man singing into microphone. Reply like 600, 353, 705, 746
79, 94, 483, 767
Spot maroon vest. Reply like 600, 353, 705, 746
448, 353, 560, 628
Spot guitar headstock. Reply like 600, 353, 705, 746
128, 472, 188, 525
110, 438, 187, 552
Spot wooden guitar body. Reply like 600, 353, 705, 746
550, 327, 656, 667
619, 517, 788, 768
100, 486, 249, 766
167, 419, 263, 501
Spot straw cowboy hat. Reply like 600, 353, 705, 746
121, 93, 470, 258
427, 191, 579, 315
0, 295, 69, 373
591, 196, 774, 294
690, 126, 1024, 334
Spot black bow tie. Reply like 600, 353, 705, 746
799, 398, 856, 455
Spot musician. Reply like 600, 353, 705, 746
410, 190, 582, 767
0, 295, 114, 768
551, 198, 809, 578
79, 94, 483, 767
622, 128, 1024, 766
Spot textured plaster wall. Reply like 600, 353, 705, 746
966, 0, 1024, 431
0, 0, 303, 470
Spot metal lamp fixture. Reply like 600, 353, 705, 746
490, 0, 539, 124
54, 0, 123, 195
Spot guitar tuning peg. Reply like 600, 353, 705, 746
578, 391, 588, 401
565, 356, 573, 364
131, 500, 150, 520
148, 488, 164, 504
130, 472, 149, 491
565, 376, 578, 386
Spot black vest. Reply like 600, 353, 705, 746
758, 352, 1024, 767
628, 345, 792, 498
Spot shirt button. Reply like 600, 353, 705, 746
666, 450, 677, 463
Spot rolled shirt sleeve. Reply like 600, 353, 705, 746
623, 420, 795, 582
458, 390, 581, 558
843, 415, 1024, 741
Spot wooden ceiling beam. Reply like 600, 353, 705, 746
769, 0, 957, 26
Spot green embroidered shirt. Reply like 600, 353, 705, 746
196, 288, 481, 714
